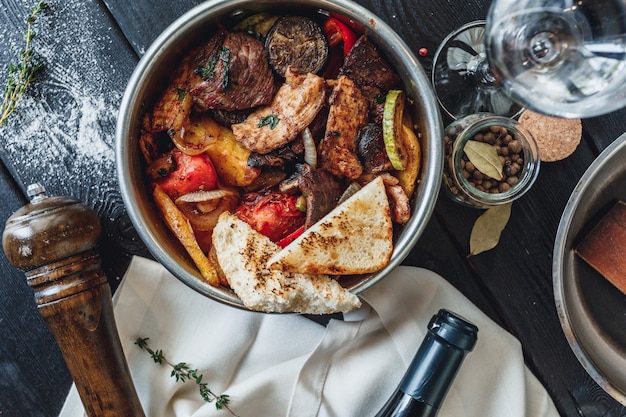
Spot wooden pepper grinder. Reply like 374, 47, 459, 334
2, 183, 145, 417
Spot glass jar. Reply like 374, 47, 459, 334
442, 114, 540, 208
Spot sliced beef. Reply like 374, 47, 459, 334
242, 169, 289, 193
190, 30, 276, 111
318, 75, 368, 179
297, 164, 345, 228
340, 35, 400, 91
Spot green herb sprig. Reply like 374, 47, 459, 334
135, 337, 238, 416
0, 0, 48, 127
258, 114, 280, 129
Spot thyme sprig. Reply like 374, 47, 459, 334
0, 0, 48, 127
135, 337, 238, 416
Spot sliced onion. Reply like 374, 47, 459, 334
338, 182, 362, 205
171, 113, 221, 156
175, 189, 239, 231
301, 127, 317, 168
176, 189, 238, 203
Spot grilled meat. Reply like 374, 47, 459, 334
319, 75, 368, 179
232, 69, 326, 154
340, 35, 400, 91
247, 135, 304, 168
149, 48, 200, 134
190, 30, 276, 111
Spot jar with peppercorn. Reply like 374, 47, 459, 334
442, 114, 540, 208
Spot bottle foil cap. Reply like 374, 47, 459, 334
428, 309, 478, 352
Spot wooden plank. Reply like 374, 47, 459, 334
102, 0, 202, 56
0, 0, 146, 284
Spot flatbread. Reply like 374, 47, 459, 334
518, 109, 582, 162
267, 176, 393, 275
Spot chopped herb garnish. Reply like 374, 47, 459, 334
219, 47, 231, 89
194, 47, 231, 90
258, 114, 280, 129
176, 88, 186, 100
246, 29, 263, 40
195, 55, 219, 79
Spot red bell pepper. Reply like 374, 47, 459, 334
323, 17, 357, 57
276, 224, 306, 248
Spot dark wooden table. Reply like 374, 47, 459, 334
0, 0, 625, 416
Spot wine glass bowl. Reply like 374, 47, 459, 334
486, 0, 626, 118
432, 21, 523, 119
432, 0, 626, 120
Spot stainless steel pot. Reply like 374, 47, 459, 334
116, 0, 443, 309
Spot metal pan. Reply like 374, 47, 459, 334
553, 133, 626, 406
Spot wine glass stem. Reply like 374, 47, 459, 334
529, 31, 561, 64
467, 55, 496, 86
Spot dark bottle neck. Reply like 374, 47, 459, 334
399, 331, 467, 407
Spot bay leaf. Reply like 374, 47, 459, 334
469, 202, 512, 256
464, 140, 504, 180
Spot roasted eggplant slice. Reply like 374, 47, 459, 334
265, 16, 329, 78
357, 123, 393, 174
297, 164, 345, 227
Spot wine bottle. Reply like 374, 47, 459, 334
374, 309, 478, 417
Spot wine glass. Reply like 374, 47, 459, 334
433, 0, 626, 119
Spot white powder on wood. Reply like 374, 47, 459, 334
0, 0, 137, 201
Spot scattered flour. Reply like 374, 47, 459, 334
0, 0, 137, 201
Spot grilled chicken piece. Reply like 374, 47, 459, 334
386, 183, 411, 224
150, 48, 200, 134
232, 69, 326, 154
362, 173, 411, 225
190, 31, 276, 111
318, 75, 368, 179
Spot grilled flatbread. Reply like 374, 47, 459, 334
212, 211, 361, 314
268, 176, 393, 275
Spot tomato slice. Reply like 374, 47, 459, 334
235, 192, 306, 242
153, 149, 218, 200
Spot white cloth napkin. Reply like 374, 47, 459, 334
60, 256, 559, 417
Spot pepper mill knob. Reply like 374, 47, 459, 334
2, 184, 145, 417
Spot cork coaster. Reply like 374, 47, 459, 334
518, 109, 582, 162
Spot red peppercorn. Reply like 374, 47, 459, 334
419, 47, 428, 57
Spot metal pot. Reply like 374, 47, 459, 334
116, 0, 443, 309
